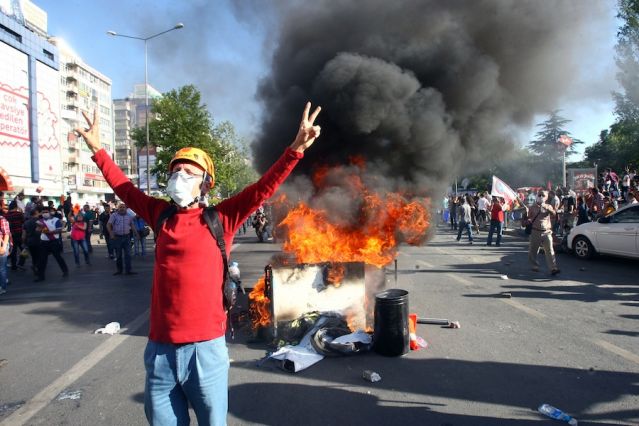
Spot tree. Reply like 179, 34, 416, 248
584, 0, 639, 170
133, 85, 258, 197
528, 110, 583, 162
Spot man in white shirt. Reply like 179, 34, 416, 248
35, 206, 69, 282
456, 196, 474, 244
477, 193, 491, 228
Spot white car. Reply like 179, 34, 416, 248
567, 204, 639, 259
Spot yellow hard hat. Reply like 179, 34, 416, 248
168, 147, 215, 183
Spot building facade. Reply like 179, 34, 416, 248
51, 37, 114, 204
0, 2, 61, 198
0, 1, 114, 205
113, 83, 160, 191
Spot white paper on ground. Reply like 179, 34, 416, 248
94, 322, 121, 335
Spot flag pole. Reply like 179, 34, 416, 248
562, 149, 566, 188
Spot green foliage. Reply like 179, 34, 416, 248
584, 0, 639, 170
527, 110, 582, 162
132, 85, 258, 197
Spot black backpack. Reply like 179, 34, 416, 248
155, 205, 236, 312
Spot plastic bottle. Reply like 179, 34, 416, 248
538, 404, 578, 425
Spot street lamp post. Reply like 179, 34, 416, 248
107, 23, 184, 195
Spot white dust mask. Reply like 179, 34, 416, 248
166, 171, 198, 208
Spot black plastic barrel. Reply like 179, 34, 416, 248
373, 289, 409, 356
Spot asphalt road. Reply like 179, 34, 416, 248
0, 225, 637, 426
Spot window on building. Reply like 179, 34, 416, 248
42, 49, 54, 61
0, 24, 22, 42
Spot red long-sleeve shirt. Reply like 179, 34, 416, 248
92, 147, 303, 343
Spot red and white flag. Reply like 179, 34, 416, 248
558, 134, 573, 148
491, 176, 519, 211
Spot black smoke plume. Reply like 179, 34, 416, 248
253, 0, 609, 199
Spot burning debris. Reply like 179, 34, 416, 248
246, 161, 430, 337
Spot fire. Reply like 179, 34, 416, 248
278, 193, 430, 268
273, 161, 430, 268
248, 276, 271, 330
325, 263, 345, 287
248, 161, 431, 331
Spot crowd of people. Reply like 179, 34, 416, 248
440, 166, 638, 276
0, 191, 154, 295
0, 188, 275, 297
445, 193, 507, 246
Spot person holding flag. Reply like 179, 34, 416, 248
486, 196, 505, 246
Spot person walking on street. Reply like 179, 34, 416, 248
35, 206, 69, 282
477, 192, 490, 229
70, 213, 91, 266
63, 195, 72, 230
524, 190, 560, 275
456, 195, 474, 244
76, 101, 322, 426
5, 201, 26, 271
449, 195, 458, 230
82, 204, 96, 253
133, 214, 148, 256
486, 196, 504, 246
22, 207, 42, 275
99, 204, 114, 259
107, 203, 138, 275
0, 213, 10, 294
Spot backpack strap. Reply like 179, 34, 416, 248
203, 206, 235, 338
154, 204, 178, 242
202, 206, 229, 290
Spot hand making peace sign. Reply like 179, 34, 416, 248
290, 102, 322, 153
75, 110, 102, 154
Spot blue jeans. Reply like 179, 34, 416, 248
144, 337, 229, 426
71, 238, 90, 265
135, 236, 146, 256
486, 219, 503, 246
112, 235, 132, 273
456, 221, 473, 241
0, 251, 8, 290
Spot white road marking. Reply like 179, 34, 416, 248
2, 241, 247, 425
500, 299, 547, 319
416, 260, 434, 268
593, 339, 639, 366
0, 309, 150, 426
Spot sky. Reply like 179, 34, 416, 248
34, 0, 620, 162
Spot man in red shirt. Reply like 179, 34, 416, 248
5, 201, 26, 271
486, 196, 504, 246
76, 102, 321, 426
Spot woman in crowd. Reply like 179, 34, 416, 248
70, 213, 91, 266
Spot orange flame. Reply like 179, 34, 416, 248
249, 162, 431, 329
278, 192, 430, 268
325, 263, 346, 287
248, 277, 271, 330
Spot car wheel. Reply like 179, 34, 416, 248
573, 236, 594, 259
